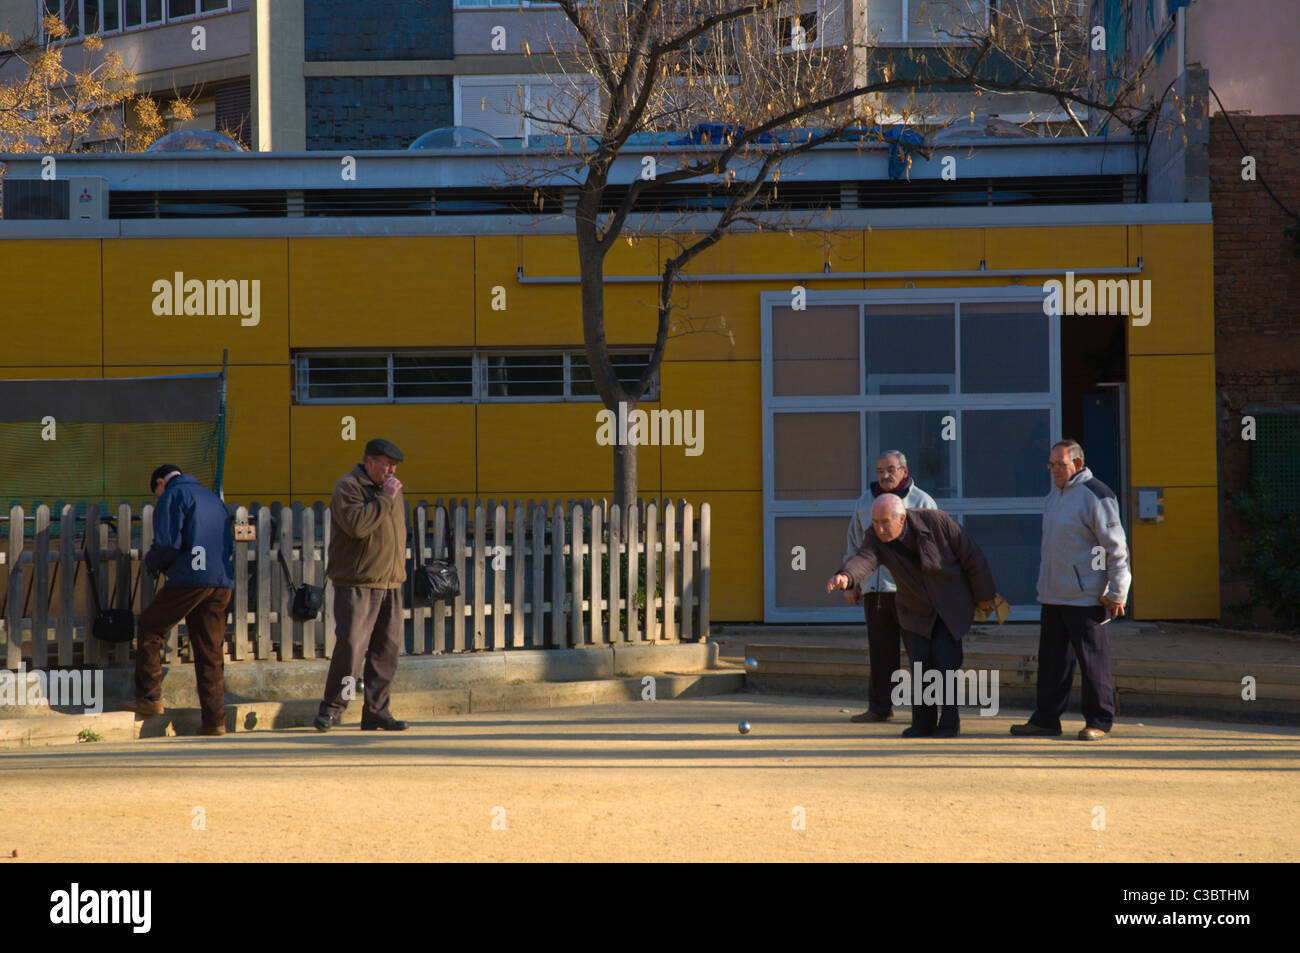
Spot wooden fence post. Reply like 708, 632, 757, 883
699, 503, 711, 640
83, 504, 101, 668
452, 503, 467, 652
112, 503, 132, 667
32, 505, 50, 669
644, 499, 658, 643
569, 503, 584, 648
300, 503, 317, 660
492, 502, 507, 651
231, 505, 249, 661
662, 500, 677, 643
511, 502, 525, 649
471, 501, 486, 651
278, 508, 294, 662
608, 503, 622, 643
679, 500, 694, 642
255, 505, 272, 659
411, 502, 428, 655
427, 503, 446, 655
550, 501, 566, 648
531, 502, 546, 649
4, 506, 22, 670
625, 502, 639, 643
57, 504, 76, 666
589, 501, 603, 645
320, 503, 334, 659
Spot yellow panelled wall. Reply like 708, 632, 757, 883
0, 241, 103, 365
0, 222, 1218, 620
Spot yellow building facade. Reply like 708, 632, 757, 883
0, 217, 1218, 623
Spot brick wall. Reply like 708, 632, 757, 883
305, 76, 454, 150
1210, 114, 1300, 614
304, 0, 453, 61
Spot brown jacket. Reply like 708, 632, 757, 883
838, 508, 996, 639
327, 464, 406, 589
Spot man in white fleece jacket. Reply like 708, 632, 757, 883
1012, 439, 1131, 741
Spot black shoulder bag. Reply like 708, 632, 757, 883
83, 547, 140, 644
412, 518, 460, 603
278, 546, 325, 622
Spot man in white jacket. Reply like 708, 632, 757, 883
842, 450, 938, 723
1012, 439, 1131, 741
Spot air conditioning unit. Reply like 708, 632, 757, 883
2, 176, 109, 220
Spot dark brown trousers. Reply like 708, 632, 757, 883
864, 592, 909, 716
136, 585, 232, 729
317, 586, 403, 722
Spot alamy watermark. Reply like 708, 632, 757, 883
890, 663, 999, 716
595, 401, 703, 456
151, 272, 261, 326
1042, 271, 1151, 326
49, 884, 150, 933
0, 663, 104, 714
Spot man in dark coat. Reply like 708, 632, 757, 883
828, 495, 997, 737
118, 465, 234, 736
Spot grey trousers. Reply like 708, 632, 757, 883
317, 586, 403, 721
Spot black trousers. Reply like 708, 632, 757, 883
864, 593, 908, 715
1029, 603, 1115, 732
906, 616, 963, 732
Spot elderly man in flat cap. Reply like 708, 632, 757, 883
315, 439, 409, 731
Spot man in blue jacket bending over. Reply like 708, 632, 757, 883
118, 465, 235, 736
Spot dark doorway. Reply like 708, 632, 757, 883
1060, 314, 1127, 518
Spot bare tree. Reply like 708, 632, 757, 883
497, 1, 1166, 516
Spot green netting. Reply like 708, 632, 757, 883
0, 374, 225, 535
1253, 414, 1300, 515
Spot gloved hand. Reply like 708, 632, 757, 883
974, 595, 1011, 624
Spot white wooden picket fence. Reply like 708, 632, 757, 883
0, 498, 711, 670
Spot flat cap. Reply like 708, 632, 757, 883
364, 438, 404, 462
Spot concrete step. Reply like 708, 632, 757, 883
98, 643, 720, 710
743, 643, 1300, 726
133, 671, 745, 736
0, 710, 139, 749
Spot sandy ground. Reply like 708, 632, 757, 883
1, 695, 1297, 862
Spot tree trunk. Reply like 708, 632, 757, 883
613, 420, 637, 527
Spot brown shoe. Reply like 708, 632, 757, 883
117, 697, 164, 717
849, 710, 893, 723
1078, 727, 1109, 741
198, 725, 227, 737
1009, 722, 1062, 737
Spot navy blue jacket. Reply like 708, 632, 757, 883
144, 474, 235, 588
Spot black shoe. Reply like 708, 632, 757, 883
900, 726, 933, 738
361, 716, 408, 731
313, 714, 335, 732
1010, 722, 1062, 737
933, 724, 960, 738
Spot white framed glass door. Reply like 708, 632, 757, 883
761, 287, 1061, 622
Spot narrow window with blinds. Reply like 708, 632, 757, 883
295, 350, 655, 404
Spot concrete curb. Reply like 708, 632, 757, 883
0, 711, 139, 749
137, 671, 745, 736
99, 643, 720, 709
